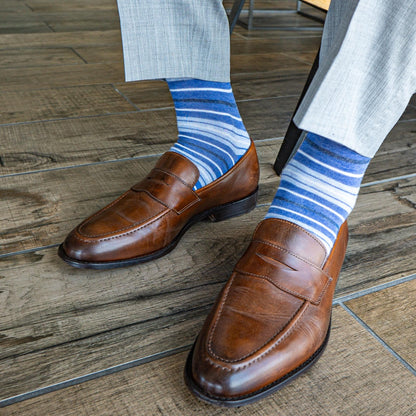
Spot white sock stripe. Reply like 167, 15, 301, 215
174, 143, 223, 176
271, 206, 338, 239
181, 128, 248, 155
167, 80, 251, 191
283, 170, 355, 211
181, 125, 250, 149
176, 108, 243, 122
179, 134, 235, 164
289, 160, 359, 196
177, 117, 250, 140
297, 149, 366, 178
173, 147, 217, 182
278, 187, 346, 222
170, 87, 233, 93
264, 213, 332, 253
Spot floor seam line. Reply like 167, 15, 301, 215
0, 344, 192, 408
0, 244, 59, 259
338, 303, 416, 376
333, 273, 416, 303
0, 153, 165, 179
361, 172, 416, 187
112, 84, 141, 111
0, 110, 140, 128
0, 136, 283, 179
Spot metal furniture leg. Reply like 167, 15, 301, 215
273, 50, 320, 174
230, 0, 325, 31
228, 0, 247, 33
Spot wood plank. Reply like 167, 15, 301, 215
3, 307, 416, 415
0, 85, 135, 124
0, 52, 308, 93
74, 45, 124, 64
1, 99, 414, 178
231, 33, 322, 48
0, 141, 279, 255
36, 11, 120, 33
1, 1, 32, 13
0, 125, 415, 255
0, 48, 85, 68
338, 178, 416, 295
237, 11, 324, 30
25, 0, 117, 12
1, 118, 415, 253
0, 30, 122, 49
0, 96, 298, 176
115, 56, 311, 109
0, 20, 50, 35
224, 0, 298, 10
0, 174, 415, 399
281, 50, 318, 64
114, 74, 307, 110
0, 62, 124, 92
346, 280, 416, 367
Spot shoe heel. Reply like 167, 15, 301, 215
206, 188, 258, 222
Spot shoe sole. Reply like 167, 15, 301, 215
58, 188, 258, 270
184, 321, 331, 408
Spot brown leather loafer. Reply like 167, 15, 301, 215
185, 218, 348, 407
59, 142, 259, 269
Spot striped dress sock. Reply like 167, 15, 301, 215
265, 132, 371, 253
166, 78, 251, 190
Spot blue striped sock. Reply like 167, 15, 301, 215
266, 133, 371, 253
166, 78, 251, 190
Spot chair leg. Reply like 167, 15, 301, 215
228, 0, 247, 34
273, 49, 320, 175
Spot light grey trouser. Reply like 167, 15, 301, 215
116, 0, 416, 158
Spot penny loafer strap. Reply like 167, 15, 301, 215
131, 168, 200, 214
235, 240, 332, 305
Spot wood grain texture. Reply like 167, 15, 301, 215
0, 85, 135, 124
0, 141, 278, 256
1, 0, 32, 13
34, 11, 120, 33
1, 0, 415, 410
25, 0, 117, 12
74, 45, 124, 64
281, 50, 318, 64
0, 62, 124, 92
346, 280, 416, 367
0, 96, 298, 176
224, 0, 298, 10
0, 51, 310, 93
1, 176, 415, 399
0, 22, 51, 35
237, 12, 324, 30
1, 138, 416, 256
3, 307, 416, 415
339, 177, 416, 294
115, 59, 311, 109
0, 48, 84, 68
0, 30, 122, 49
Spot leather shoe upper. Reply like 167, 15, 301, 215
190, 218, 348, 400
62, 142, 259, 263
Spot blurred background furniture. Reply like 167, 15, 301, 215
228, 0, 331, 174
229, 0, 330, 32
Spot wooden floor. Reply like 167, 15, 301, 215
1, 1, 415, 414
